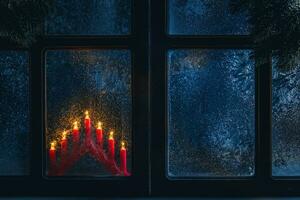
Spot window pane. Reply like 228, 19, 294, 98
46, 50, 131, 177
46, 0, 131, 35
168, 0, 250, 35
272, 59, 300, 176
0, 51, 30, 175
168, 49, 255, 177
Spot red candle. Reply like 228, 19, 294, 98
61, 130, 68, 161
49, 141, 56, 170
96, 121, 103, 147
108, 131, 115, 160
72, 121, 80, 143
84, 111, 91, 139
120, 141, 127, 174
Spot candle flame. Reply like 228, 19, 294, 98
73, 121, 79, 130
62, 130, 67, 140
85, 110, 90, 119
109, 131, 114, 140
50, 141, 56, 150
97, 121, 102, 129
121, 141, 126, 150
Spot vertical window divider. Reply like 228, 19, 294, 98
131, 0, 150, 195
253, 0, 272, 193
30, 43, 44, 181
255, 48, 273, 191
150, 0, 168, 195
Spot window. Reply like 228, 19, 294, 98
168, 0, 250, 35
0, 0, 299, 197
0, 51, 30, 175
167, 49, 255, 177
46, 0, 131, 35
272, 58, 300, 176
150, 0, 300, 196
45, 49, 132, 177
0, 0, 148, 196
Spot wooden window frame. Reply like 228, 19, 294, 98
0, 0, 299, 197
0, 0, 149, 196
150, 0, 300, 197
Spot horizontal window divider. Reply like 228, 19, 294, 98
151, 179, 268, 196
39, 38, 136, 48
0, 176, 34, 181
165, 37, 254, 48
152, 179, 300, 196
166, 35, 253, 40
40, 46, 133, 52
0, 40, 27, 49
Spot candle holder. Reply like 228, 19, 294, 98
48, 111, 130, 177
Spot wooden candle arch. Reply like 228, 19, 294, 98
48, 110, 130, 176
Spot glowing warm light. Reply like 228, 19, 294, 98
50, 141, 56, 150
85, 110, 90, 119
62, 130, 67, 140
73, 121, 79, 130
97, 121, 103, 130
121, 141, 126, 150
109, 131, 114, 140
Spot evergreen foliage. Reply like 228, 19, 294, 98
230, 0, 300, 69
0, 0, 298, 68
0, 0, 53, 46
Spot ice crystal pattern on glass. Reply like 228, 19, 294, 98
0, 51, 29, 175
272, 58, 300, 176
168, 0, 250, 35
46, 50, 131, 176
46, 0, 130, 35
168, 49, 255, 177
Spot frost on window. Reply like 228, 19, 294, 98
167, 49, 255, 177
272, 58, 300, 176
168, 0, 250, 35
0, 51, 30, 175
46, 0, 131, 35
46, 50, 131, 177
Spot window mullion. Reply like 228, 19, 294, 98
256, 49, 272, 187
30, 43, 44, 179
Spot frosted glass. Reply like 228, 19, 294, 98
46, 50, 131, 177
0, 51, 30, 175
272, 59, 300, 176
46, 0, 131, 35
168, 49, 255, 177
168, 0, 250, 35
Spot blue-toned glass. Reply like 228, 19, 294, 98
168, 49, 255, 177
0, 51, 30, 175
46, 0, 131, 35
272, 59, 300, 176
46, 50, 132, 177
168, 0, 250, 35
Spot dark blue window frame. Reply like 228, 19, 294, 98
0, 0, 149, 196
150, 0, 300, 197
0, 0, 298, 197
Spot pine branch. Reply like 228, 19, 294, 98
0, 0, 54, 47
230, 0, 300, 70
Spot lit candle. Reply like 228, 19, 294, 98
120, 141, 127, 174
61, 130, 68, 161
72, 121, 80, 143
84, 110, 91, 139
96, 121, 103, 147
49, 141, 56, 170
108, 131, 115, 160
